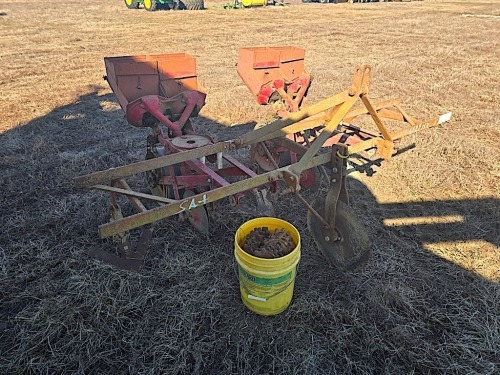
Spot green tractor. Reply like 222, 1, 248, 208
124, 0, 205, 11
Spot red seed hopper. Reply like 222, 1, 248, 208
104, 53, 206, 136
237, 46, 312, 117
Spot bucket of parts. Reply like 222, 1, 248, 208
234, 217, 301, 316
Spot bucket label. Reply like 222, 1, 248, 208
238, 267, 292, 286
238, 266, 294, 300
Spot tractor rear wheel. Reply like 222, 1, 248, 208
124, 0, 140, 8
179, 0, 204, 10
143, 0, 158, 11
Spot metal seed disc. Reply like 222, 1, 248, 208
171, 135, 212, 150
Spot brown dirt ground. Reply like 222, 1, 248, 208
0, 0, 499, 374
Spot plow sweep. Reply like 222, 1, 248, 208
76, 47, 451, 271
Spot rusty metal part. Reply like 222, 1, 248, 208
254, 189, 275, 217
108, 205, 130, 249
115, 179, 149, 212
251, 137, 321, 193
281, 170, 302, 192
78, 90, 450, 240
77, 55, 452, 271
95, 183, 176, 205
279, 149, 322, 193
145, 146, 171, 199
307, 199, 370, 272
250, 141, 281, 172
259, 141, 280, 170
294, 192, 330, 228
74, 141, 232, 188
324, 144, 349, 230
182, 190, 209, 234
88, 227, 152, 272
294, 144, 350, 248
243, 227, 295, 259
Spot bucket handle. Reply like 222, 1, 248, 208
241, 275, 296, 302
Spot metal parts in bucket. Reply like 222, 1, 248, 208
234, 217, 301, 316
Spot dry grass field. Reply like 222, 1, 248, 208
1, 0, 499, 374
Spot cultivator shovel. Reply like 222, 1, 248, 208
75, 48, 451, 271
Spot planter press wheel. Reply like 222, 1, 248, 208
143, 0, 157, 11
307, 198, 371, 272
124, 0, 140, 8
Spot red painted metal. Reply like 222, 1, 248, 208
237, 46, 311, 117
104, 53, 206, 136
154, 132, 266, 205
239, 46, 318, 183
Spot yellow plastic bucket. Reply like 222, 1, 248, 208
234, 217, 301, 316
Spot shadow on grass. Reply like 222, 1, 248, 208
0, 89, 498, 375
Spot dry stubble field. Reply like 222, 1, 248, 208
0, 0, 499, 374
